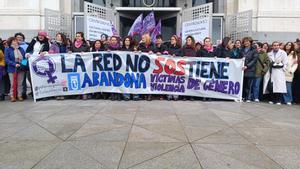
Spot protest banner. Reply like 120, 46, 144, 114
29, 52, 244, 101
182, 17, 210, 43
85, 15, 113, 41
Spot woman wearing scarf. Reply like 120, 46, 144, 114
196, 37, 214, 58
106, 36, 122, 101
5, 37, 26, 102
71, 32, 90, 100
49, 33, 69, 100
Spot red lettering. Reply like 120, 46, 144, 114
153, 57, 165, 74
175, 60, 186, 76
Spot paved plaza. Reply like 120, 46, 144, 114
0, 100, 300, 169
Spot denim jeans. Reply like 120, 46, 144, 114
252, 77, 262, 100
283, 82, 293, 103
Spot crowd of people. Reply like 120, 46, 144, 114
0, 31, 300, 105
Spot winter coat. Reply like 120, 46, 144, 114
214, 46, 232, 58
49, 41, 68, 54
138, 42, 155, 53
255, 51, 270, 77
263, 49, 288, 94
26, 38, 50, 55
181, 45, 196, 57
196, 48, 214, 57
71, 42, 90, 53
168, 44, 181, 56
5, 47, 25, 73
285, 52, 298, 82
240, 47, 258, 78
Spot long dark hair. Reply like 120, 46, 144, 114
56, 32, 68, 46
91, 40, 104, 51
0, 39, 4, 52
284, 42, 296, 58
122, 36, 134, 49
185, 35, 195, 49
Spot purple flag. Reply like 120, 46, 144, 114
111, 21, 119, 36
141, 12, 156, 35
151, 19, 161, 43
128, 13, 143, 36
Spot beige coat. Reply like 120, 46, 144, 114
285, 52, 298, 82
263, 49, 288, 94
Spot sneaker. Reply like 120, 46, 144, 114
254, 99, 259, 102
276, 102, 281, 105
17, 96, 24, 101
10, 97, 16, 102
286, 102, 292, 106
246, 100, 251, 103
269, 101, 274, 104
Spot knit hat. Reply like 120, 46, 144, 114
38, 31, 47, 37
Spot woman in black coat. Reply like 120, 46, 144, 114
240, 37, 258, 102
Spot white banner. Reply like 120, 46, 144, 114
85, 16, 113, 41
29, 52, 244, 101
182, 17, 210, 43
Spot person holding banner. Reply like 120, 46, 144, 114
71, 32, 90, 100
240, 37, 258, 102
214, 37, 234, 58
121, 36, 138, 101
139, 33, 155, 101
167, 35, 182, 101
49, 32, 69, 100
107, 36, 122, 101
100, 34, 109, 49
196, 37, 214, 58
168, 35, 181, 57
91, 40, 106, 99
181, 35, 197, 101
153, 34, 168, 100
5, 37, 26, 102
263, 41, 288, 105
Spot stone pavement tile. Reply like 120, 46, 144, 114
128, 126, 181, 143
0, 114, 33, 140
69, 140, 126, 169
0, 140, 61, 169
204, 101, 248, 114
210, 109, 254, 126
3, 101, 35, 112
241, 103, 286, 117
100, 111, 136, 125
234, 127, 300, 146
37, 110, 95, 140
119, 142, 186, 169
5, 124, 60, 142
193, 144, 282, 169
260, 110, 300, 130
69, 114, 129, 139
233, 117, 279, 128
183, 125, 227, 142
192, 144, 262, 169
32, 142, 108, 169
137, 123, 188, 142
70, 126, 131, 142
127, 145, 202, 169
257, 145, 300, 169
134, 114, 179, 126
194, 128, 251, 145
177, 114, 228, 128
